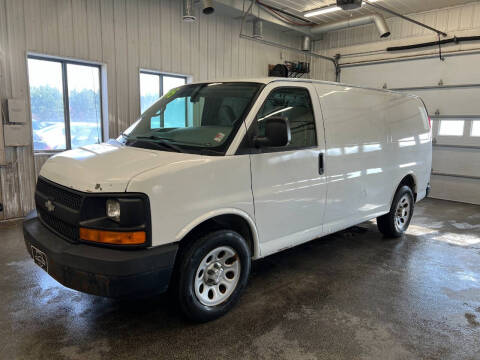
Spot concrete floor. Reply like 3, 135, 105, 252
1, 198, 480, 360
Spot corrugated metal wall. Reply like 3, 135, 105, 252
0, 0, 333, 220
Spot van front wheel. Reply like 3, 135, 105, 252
177, 230, 251, 322
377, 185, 414, 238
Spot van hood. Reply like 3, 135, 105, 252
39, 143, 202, 192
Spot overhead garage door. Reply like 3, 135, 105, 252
340, 52, 480, 205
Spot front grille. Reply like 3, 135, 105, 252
35, 177, 84, 242
38, 208, 78, 241
36, 178, 83, 210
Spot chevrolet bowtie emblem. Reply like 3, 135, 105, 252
45, 200, 55, 212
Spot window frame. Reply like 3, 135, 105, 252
243, 86, 318, 154
437, 118, 465, 137
27, 54, 104, 152
432, 116, 480, 147
470, 119, 480, 137
139, 69, 189, 116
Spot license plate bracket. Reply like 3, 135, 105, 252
31, 245, 48, 273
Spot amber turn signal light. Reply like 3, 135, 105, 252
79, 228, 146, 245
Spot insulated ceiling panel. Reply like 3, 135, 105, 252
261, 0, 477, 24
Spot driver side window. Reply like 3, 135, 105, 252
256, 87, 317, 149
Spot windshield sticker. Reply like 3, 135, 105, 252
165, 88, 177, 99
214, 132, 225, 142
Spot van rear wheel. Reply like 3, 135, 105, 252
377, 185, 414, 238
177, 230, 251, 322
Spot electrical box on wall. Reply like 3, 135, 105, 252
3, 125, 30, 146
7, 99, 26, 123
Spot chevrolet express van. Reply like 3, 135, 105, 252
24, 78, 432, 321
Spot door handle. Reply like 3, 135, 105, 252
319, 153, 324, 175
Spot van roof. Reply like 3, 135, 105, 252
190, 77, 418, 99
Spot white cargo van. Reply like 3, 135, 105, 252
24, 78, 432, 321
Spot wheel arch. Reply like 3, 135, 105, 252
399, 173, 417, 200
390, 173, 417, 207
175, 209, 260, 259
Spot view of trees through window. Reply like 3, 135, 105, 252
28, 57, 102, 151
140, 71, 186, 114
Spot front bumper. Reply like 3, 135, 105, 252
23, 211, 178, 298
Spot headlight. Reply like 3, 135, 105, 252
106, 199, 121, 222
79, 194, 151, 247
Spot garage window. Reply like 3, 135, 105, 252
433, 117, 480, 147
27, 56, 103, 151
140, 71, 187, 113
471, 121, 480, 137
438, 119, 464, 136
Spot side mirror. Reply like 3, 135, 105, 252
254, 117, 291, 148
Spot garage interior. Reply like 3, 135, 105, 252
1, 0, 480, 359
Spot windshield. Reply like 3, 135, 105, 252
119, 82, 262, 155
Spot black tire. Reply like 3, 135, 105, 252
177, 230, 251, 322
377, 185, 415, 238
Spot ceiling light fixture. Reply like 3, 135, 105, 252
304, 5, 341, 17
304, 0, 381, 18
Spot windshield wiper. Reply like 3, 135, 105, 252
200, 148, 224, 156
128, 136, 184, 153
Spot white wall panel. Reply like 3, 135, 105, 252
100, 0, 118, 137
433, 147, 480, 178
86, 0, 102, 61
311, 43, 336, 82
0, 0, 35, 219
403, 88, 480, 117
341, 53, 480, 89
340, 55, 480, 117
72, 0, 89, 59
430, 175, 480, 205
57, 0, 75, 56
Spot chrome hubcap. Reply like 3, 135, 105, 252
204, 262, 224, 285
194, 246, 241, 307
395, 194, 411, 232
